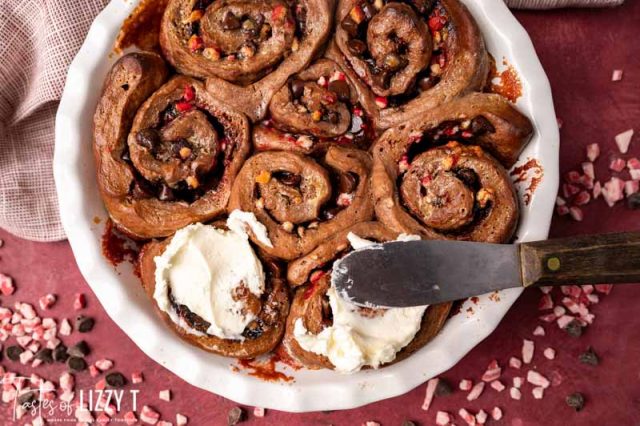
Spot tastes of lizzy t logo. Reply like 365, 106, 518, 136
2, 375, 139, 423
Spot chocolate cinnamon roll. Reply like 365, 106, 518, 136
283, 222, 451, 371
253, 59, 375, 154
329, 0, 489, 129
160, 0, 335, 122
139, 222, 289, 358
228, 146, 374, 260
372, 93, 533, 243
93, 52, 250, 239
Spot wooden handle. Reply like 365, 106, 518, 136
519, 232, 640, 287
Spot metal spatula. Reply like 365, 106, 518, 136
332, 232, 640, 308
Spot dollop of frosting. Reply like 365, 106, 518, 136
153, 216, 267, 340
294, 233, 427, 373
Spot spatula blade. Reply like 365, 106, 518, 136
332, 240, 522, 307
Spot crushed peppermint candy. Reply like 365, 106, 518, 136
159, 389, 172, 402
458, 408, 476, 426
611, 69, 623, 81
543, 347, 556, 360
510, 387, 522, 400
491, 406, 503, 421
253, 407, 265, 418
481, 359, 501, 382
176, 413, 189, 425
614, 129, 634, 154
532, 386, 545, 399
533, 325, 545, 336
0, 273, 15, 296
73, 293, 86, 310
466, 381, 485, 401
141, 405, 161, 425
586, 143, 600, 162
38, 294, 57, 310
513, 376, 523, 388
476, 409, 488, 425
522, 339, 534, 364
490, 380, 505, 392
435, 411, 451, 425
527, 370, 550, 388
459, 379, 473, 391
509, 357, 522, 369
421, 377, 439, 411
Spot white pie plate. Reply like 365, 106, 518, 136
54, 0, 558, 412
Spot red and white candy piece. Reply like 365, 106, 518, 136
522, 339, 534, 364
614, 129, 634, 154
435, 411, 451, 426
490, 380, 505, 392
476, 409, 488, 425
124, 412, 138, 426
466, 381, 485, 401
421, 377, 439, 411
532, 386, 545, 399
38, 294, 57, 310
611, 69, 623, 81
481, 360, 501, 382
459, 379, 473, 391
0, 274, 15, 296
140, 405, 160, 425
458, 408, 477, 426
253, 407, 265, 418
159, 389, 171, 402
543, 347, 556, 360
491, 407, 503, 421
95, 359, 114, 372
509, 387, 522, 400
527, 370, 550, 388
131, 372, 144, 384
73, 293, 86, 311
509, 356, 522, 369
176, 414, 189, 426
609, 158, 626, 173
586, 143, 600, 162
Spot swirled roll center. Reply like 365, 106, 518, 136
200, 0, 294, 62
129, 109, 219, 188
400, 154, 478, 231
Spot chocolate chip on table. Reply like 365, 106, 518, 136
347, 39, 367, 56
106, 372, 127, 388
328, 79, 350, 102
68, 356, 87, 372
341, 16, 359, 37
77, 316, 95, 333
627, 193, 640, 209
67, 340, 90, 358
221, 11, 241, 30
566, 392, 585, 412
227, 406, 245, 425
53, 345, 69, 363
435, 378, 453, 396
135, 128, 161, 152
564, 319, 583, 338
6, 345, 24, 361
579, 346, 599, 366
35, 348, 54, 364
17, 390, 36, 406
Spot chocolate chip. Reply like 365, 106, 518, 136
566, 392, 585, 412
158, 184, 176, 202
17, 390, 36, 406
278, 172, 302, 186
67, 341, 90, 358
341, 16, 359, 37
289, 79, 305, 99
328, 80, 351, 103
227, 406, 245, 425
455, 168, 480, 191
418, 76, 436, 91
410, 0, 435, 13
221, 11, 241, 30
435, 379, 453, 396
470, 116, 495, 135
106, 372, 127, 388
338, 172, 357, 194
361, 2, 375, 18
6, 345, 24, 361
132, 179, 154, 199
67, 356, 87, 372
254, 13, 265, 27
627, 193, 640, 209
564, 319, 583, 337
35, 348, 54, 364
53, 345, 69, 363
347, 39, 367, 56
135, 129, 160, 152
77, 316, 95, 333
579, 347, 599, 366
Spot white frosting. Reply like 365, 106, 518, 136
294, 233, 427, 373
227, 209, 274, 248
153, 221, 266, 340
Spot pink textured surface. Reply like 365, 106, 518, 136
2, 2, 640, 424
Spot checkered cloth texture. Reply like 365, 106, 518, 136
0, 0, 624, 241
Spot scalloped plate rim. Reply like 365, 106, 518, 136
53, 0, 559, 413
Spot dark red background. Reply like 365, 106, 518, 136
1, 1, 639, 424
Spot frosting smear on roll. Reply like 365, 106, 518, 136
293, 233, 426, 373
154, 216, 270, 340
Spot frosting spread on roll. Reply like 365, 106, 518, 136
154, 220, 266, 339
293, 233, 426, 373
